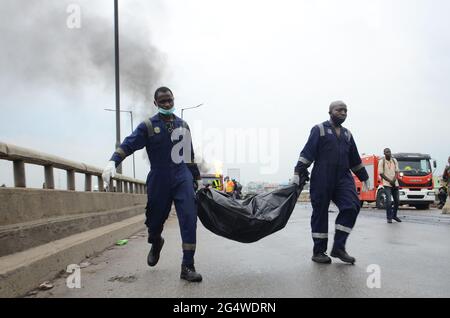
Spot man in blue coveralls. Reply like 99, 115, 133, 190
102, 87, 203, 282
291, 101, 370, 264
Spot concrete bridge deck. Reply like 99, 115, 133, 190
27, 203, 450, 298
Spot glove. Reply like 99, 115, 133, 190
290, 174, 300, 186
300, 170, 310, 183
102, 161, 116, 188
194, 179, 205, 191
362, 180, 371, 192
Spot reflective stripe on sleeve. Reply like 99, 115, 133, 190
115, 147, 126, 159
298, 156, 312, 166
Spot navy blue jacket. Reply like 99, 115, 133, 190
110, 114, 201, 180
295, 120, 369, 185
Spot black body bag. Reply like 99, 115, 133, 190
196, 182, 306, 243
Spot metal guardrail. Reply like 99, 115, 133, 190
0, 141, 146, 193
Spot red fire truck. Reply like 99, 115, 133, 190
354, 153, 436, 210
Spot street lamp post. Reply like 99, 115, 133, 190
181, 103, 204, 119
114, 0, 122, 174
105, 109, 136, 179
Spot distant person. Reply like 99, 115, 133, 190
102, 87, 204, 282
379, 148, 401, 223
291, 101, 370, 265
224, 176, 235, 195
223, 176, 229, 190
212, 179, 221, 190
232, 179, 242, 199
442, 156, 450, 187
437, 186, 447, 209
439, 157, 450, 209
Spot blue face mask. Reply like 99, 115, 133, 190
158, 107, 176, 116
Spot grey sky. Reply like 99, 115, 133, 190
1, 0, 449, 187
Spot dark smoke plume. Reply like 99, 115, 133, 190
0, 0, 166, 117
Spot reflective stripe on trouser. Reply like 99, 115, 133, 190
311, 175, 361, 253
310, 192, 331, 254
332, 184, 360, 250
312, 233, 328, 255
173, 175, 197, 265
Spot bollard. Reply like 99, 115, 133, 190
67, 170, 75, 191
44, 165, 55, 189
98, 176, 104, 192
13, 160, 26, 188
85, 174, 92, 192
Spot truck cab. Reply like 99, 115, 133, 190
394, 153, 436, 209
354, 153, 436, 210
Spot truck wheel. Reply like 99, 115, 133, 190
376, 189, 386, 210
414, 204, 430, 210
360, 200, 365, 208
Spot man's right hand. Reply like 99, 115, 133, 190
102, 161, 116, 188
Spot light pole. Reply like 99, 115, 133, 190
181, 103, 204, 119
114, 0, 122, 174
105, 108, 136, 179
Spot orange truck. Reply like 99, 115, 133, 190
354, 153, 437, 210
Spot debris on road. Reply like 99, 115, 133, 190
39, 282, 54, 290
79, 262, 91, 268
115, 239, 128, 246
108, 275, 137, 283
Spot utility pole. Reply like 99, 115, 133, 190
114, 0, 122, 174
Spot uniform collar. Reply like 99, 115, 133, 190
324, 120, 345, 130
151, 113, 183, 124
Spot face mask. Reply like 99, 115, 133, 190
331, 115, 346, 126
158, 106, 176, 116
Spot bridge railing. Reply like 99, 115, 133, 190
0, 141, 146, 194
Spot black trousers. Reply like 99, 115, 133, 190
384, 186, 399, 219
438, 188, 447, 206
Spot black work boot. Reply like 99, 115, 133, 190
393, 216, 402, 222
330, 248, 356, 264
147, 238, 164, 267
311, 252, 332, 264
180, 264, 203, 282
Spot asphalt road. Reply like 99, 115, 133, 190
31, 203, 450, 298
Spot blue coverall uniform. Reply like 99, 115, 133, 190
110, 114, 201, 265
295, 120, 369, 254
